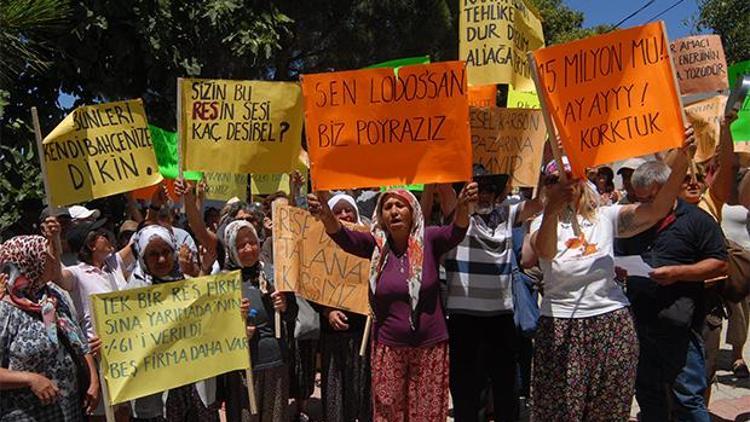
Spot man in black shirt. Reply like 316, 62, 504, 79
618, 161, 727, 422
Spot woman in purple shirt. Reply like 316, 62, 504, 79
308, 183, 477, 421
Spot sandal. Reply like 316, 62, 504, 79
732, 360, 750, 378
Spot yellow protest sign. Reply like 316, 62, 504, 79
685, 95, 727, 163
250, 173, 292, 195
180, 78, 304, 174
507, 88, 540, 109
204, 172, 247, 201
459, 0, 544, 90
273, 204, 370, 315
41, 99, 162, 206
250, 153, 309, 195
91, 272, 249, 404
470, 107, 546, 186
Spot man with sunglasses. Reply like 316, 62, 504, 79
619, 155, 729, 421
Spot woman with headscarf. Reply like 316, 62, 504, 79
528, 130, 694, 421
0, 235, 99, 421
318, 193, 372, 422
127, 224, 220, 421
175, 179, 297, 422
308, 184, 478, 421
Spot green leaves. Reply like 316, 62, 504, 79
695, 0, 750, 63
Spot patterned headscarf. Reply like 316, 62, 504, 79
0, 236, 85, 349
131, 224, 182, 284
223, 220, 258, 269
328, 194, 362, 224
222, 219, 270, 293
369, 189, 424, 331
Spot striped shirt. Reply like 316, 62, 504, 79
444, 204, 519, 316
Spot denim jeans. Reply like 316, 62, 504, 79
634, 321, 710, 422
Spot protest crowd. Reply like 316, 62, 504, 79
3, 3, 750, 422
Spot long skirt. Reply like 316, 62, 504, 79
320, 331, 372, 422
531, 307, 639, 421
165, 384, 220, 422
289, 339, 318, 401
371, 341, 449, 422
223, 365, 289, 422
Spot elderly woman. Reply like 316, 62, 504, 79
318, 193, 372, 422
308, 183, 478, 421
176, 180, 297, 422
0, 235, 99, 421
528, 130, 693, 420
128, 224, 220, 421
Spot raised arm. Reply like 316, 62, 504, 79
530, 179, 576, 260
41, 216, 76, 291
420, 184, 436, 223
708, 114, 737, 206
125, 191, 144, 223
308, 191, 375, 258
289, 170, 305, 208
616, 127, 694, 238
516, 197, 543, 225
452, 182, 478, 230
175, 178, 218, 252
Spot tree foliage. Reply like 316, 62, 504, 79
0, 0, 607, 238
695, 0, 750, 64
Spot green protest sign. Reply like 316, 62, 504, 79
380, 184, 425, 192
728, 60, 750, 142
149, 125, 203, 180
365, 56, 431, 77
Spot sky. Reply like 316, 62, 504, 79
566, 0, 701, 39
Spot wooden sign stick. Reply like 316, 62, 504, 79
245, 342, 258, 414
88, 303, 116, 422
527, 54, 582, 236
31, 107, 64, 252
359, 315, 373, 357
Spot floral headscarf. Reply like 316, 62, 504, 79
0, 236, 85, 349
369, 189, 424, 331
131, 224, 182, 285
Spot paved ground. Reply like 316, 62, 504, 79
222, 319, 750, 421
628, 320, 750, 422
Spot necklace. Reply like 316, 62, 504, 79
398, 254, 408, 274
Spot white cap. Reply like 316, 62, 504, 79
68, 205, 101, 221
226, 197, 241, 205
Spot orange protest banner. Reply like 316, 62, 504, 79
468, 85, 497, 108
131, 179, 177, 202
532, 22, 685, 177
301, 61, 472, 191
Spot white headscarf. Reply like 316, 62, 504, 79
327, 193, 362, 224
131, 224, 181, 285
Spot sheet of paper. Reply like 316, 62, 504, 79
615, 255, 654, 278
